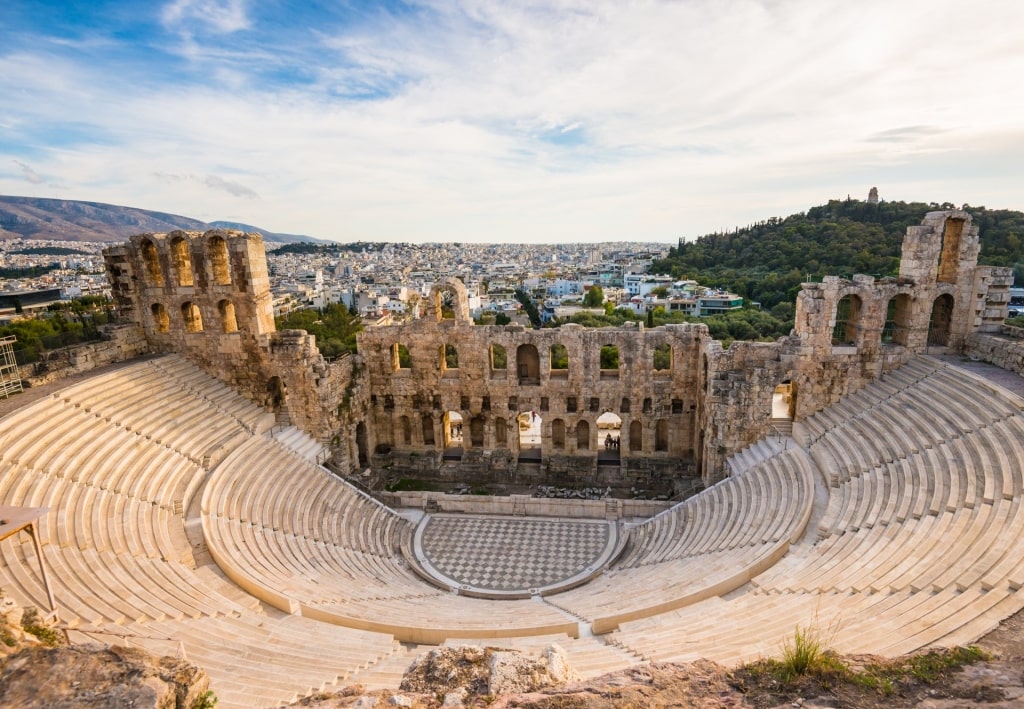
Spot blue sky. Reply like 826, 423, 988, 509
2, 0, 1023, 243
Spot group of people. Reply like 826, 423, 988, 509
604, 435, 620, 449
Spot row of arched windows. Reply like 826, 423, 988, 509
150, 300, 238, 334
388, 414, 672, 452
392, 342, 674, 376
831, 292, 954, 347
139, 235, 233, 288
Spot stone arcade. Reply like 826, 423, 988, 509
103, 210, 1012, 488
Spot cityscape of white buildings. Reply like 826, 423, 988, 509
0, 237, 747, 324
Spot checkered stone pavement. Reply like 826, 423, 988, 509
420, 515, 611, 592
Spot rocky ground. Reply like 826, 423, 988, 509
3, 593, 1024, 708
277, 609, 1024, 709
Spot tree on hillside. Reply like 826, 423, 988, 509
650, 200, 1024, 304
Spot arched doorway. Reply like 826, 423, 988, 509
577, 420, 590, 450
772, 380, 796, 420
355, 422, 368, 468
266, 376, 285, 413
629, 420, 643, 452
516, 344, 539, 385
469, 415, 485, 448
517, 410, 542, 462
597, 411, 622, 463
443, 411, 464, 459
929, 294, 954, 346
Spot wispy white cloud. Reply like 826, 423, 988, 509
1, 0, 1023, 241
161, 0, 249, 34
153, 172, 259, 199
12, 159, 66, 190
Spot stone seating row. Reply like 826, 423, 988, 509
53, 355, 271, 465
145, 356, 272, 432
204, 435, 403, 556
0, 402, 205, 514
0, 356, 406, 708
619, 447, 813, 568
273, 425, 327, 462
543, 447, 814, 632
801, 358, 961, 446
602, 358, 1024, 667
68, 610, 402, 708
201, 432, 579, 644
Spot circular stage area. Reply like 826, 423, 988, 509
409, 514, 622, 599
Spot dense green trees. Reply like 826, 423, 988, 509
583, 285, 604, 307
275, 302, 362, 359
650, 199, 1024, 308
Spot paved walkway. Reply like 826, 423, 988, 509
931, 353, 1024, 398
415, 514, 616, 595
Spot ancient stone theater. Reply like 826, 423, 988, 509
2, 209, 1024, 707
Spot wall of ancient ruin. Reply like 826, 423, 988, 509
965, 330, 1024, 377
356, 294, 708, 488
17, 323, 149, 388
100, 209, 1010, 489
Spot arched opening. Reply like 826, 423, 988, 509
170, 236, 193, 286
516, 344, 539, 384
772, 380, 795, 420
494, 417, 507, 447
266, 376, 285, 413
929, 293, 955, 346
629, 420, 643, 452
653, 343, 672, 372
181, 301, 203, 332
600, 344, 619, 379
400, 415, 412, 445
549, 343, 568, 378
150, 303, 169, 333
421, 414, 436, 446
218, 299, 238, 333
437, 287, 457, 319
208, 235, 231, 285
937, 218, 965, 284
597, 412, 622, 463
443, 411, 463, 452
831, 294, 862, 346
442, 344, 459, 371
577, 420, 590, 450
552, 419, 566, 449
490, 344, 507, 376
393, 343, 411, 370
355, 422, 368, 467
140, 238, 164, 286
655, 419, 669, 452
517, 410, 542, 462
883, 294, 913, 346
469, 415, 485, 448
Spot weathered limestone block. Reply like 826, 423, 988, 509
0, 644, 209, 709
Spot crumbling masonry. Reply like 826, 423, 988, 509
103, 210, 1012, 488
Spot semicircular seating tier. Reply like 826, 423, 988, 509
0, 356, 404, 709
547, 441, 816, 632
604, 356, 1024, 666
4, 353, 1024, 707
200, 435, 580, 642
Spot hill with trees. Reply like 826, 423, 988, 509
650, 199, 1024, 309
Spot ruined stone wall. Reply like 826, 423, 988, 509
100, 209, 1009, 489
965, 331, 1024, 377
356, 301, 707, 487
17, 324, 149, 388
696, 210, 1007, 483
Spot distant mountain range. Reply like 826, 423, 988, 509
0, 196, 323, 244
